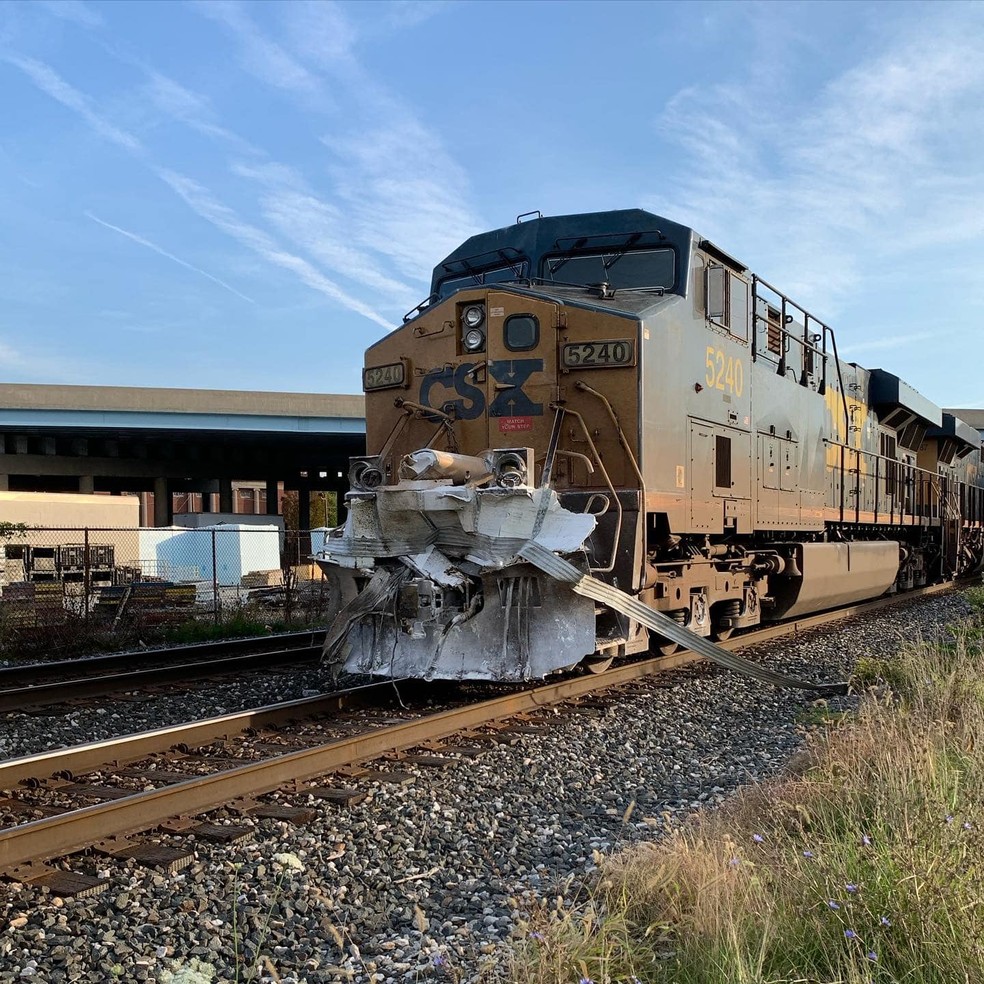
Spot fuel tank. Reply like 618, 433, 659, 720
766, 541, 900, 620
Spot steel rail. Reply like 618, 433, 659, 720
0, 629, 326, 690
0, 581, 958, 870
0, 651, 697, 870
0, 645, 321, 713
0, 582, 954, 789
0, 681, 406, 788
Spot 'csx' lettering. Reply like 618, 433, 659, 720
419, 360, 544, 419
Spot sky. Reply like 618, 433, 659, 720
1, 0, 982, 407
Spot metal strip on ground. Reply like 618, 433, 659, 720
519, 541, 848, 695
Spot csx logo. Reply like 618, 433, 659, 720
419, 359, 544, 419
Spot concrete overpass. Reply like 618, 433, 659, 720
0, 383, 366, 526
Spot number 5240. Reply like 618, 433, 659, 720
705, 346, 744, 396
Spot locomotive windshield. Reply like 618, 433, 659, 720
542, 246, 675, 291
437, 260, 530, 298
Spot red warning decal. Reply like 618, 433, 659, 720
499, 416, 534, 432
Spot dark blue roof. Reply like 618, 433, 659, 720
429, 209, 695, 296
868, 369, 942, 428
929, 412, 981, 449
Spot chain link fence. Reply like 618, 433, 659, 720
0, 525, 335, 659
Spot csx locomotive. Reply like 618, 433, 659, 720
317, 209, 984, 681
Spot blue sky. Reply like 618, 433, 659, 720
1, 0, 982, 406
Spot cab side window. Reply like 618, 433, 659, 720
706, 265, 749, 341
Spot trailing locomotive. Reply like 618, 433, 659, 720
317, 209, 984, 682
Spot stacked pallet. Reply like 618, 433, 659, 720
241, 569, 282, 588
0, 581, 66, 627
94, 581, 198, 624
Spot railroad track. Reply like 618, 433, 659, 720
0, 629, 326, 713
0, 583, 955, 895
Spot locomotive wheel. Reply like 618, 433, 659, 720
586, 656, 614, 674
656, 637, 680, 656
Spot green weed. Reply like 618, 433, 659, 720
508, 625, 984, 984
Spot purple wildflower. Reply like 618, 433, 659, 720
729, 857, 741, 867
946, 815, 954, 824
580, 978, 594, 984
431, 953, 446, 968
845, 884, 858, 893
844, 929, 857, 940
752, 833, 764, 843
867, 951, 878, 962
861, 834, 872, 847
827, 900, 840, 910
530, 931, 545, 942
880, 916, 892, 927
803, 850, 814, 858
963, 822, 973, 830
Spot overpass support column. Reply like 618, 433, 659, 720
298, 486, 311, 532
201, 480, 217, 513
154, 478, 173, 527
219, 479, 233, 514
79, 476, 95, 494
0, 474, 7, 492
265, 479, 280, 516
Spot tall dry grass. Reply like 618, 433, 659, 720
508, 593, 984, 984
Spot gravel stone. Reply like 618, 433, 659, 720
0, 593, 971, 982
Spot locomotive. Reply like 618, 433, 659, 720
317, 209, 984, 682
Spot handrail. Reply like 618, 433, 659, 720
548, 404, 623, 575
823, 324, 852, 448
403, 294, 438, 323
823, 441, 964, 525
750, 274, 829, 388
572, 381, 646, 490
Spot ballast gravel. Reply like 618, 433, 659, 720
0, 593, 972, 983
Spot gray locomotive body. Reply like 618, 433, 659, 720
317, 210, 983, 680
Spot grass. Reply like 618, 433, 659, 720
507, 590, 984, 984
156, 609, 290, 646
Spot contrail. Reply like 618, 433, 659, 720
85, 211, 255, 304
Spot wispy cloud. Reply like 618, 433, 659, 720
0, 335, 95, 384
201, 2, 483, 287
86, 211, 255, 304
38, 0, 102, 28
158, 169, 393, 329
0, 143, 41, 188
231, 159, 416, 305
650, 6, 984, 311
1, 52, 143, 154
281, 0, 358, 67
4, 50, 397, 329
195, 0, 325, 98
143, 71, 254, 149
382, 1, 453, 33
839, 330, 939, 357
325, 119, 482, 285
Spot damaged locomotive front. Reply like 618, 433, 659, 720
318, 446, 599, 681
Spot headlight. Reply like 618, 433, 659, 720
463, 327, 485, 351
462, 304, 485, 329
